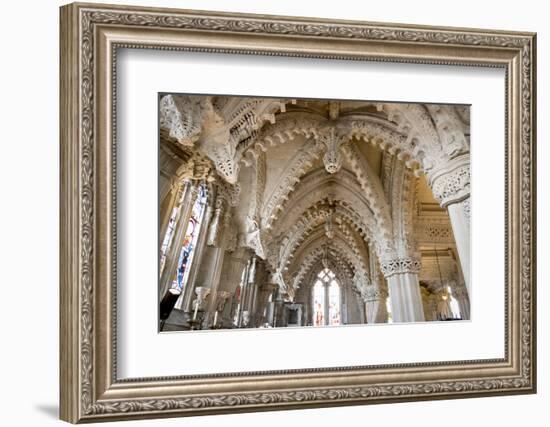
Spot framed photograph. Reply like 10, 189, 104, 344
60, 2, 536, 423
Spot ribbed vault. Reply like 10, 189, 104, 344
159, 95, 471, 329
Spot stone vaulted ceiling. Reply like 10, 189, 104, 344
160, 95, 470, 299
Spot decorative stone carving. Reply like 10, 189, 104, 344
380, 257, 421, 278
174, 153, 214, 183
341, 143, 394, 256
352, 268, 370, 291
414, 218, 454, 244
425, 104, 470, 158
362, 285, 389, 324
263, 170, 378, 242
324, 207, 335, 240
261, 143, 324, 230
207, 197, 225, 246
214, 291, 231, 313
290, 246, 354, 291
428, 154, 470, 207
161, 95, 291, 184
269, 270, 287, 293
192, 287, 211, 312
159, 94, 211, 145
216, 179, 240, 207
242, 215, 266, 259
280, 220, 368, 285
319, 128, 346, 174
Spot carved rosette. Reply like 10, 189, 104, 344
380, 257, 421, 278
428, 154, 470, 208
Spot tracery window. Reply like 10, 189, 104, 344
312, 268, 341, 326
170, 184, 208, 294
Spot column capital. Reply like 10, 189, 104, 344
361, 285, 388, 302
427, 153, 470, 207
380, 256, 421, 278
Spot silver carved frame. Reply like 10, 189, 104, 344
59, 2, 537, 423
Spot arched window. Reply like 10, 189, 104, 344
312, 268, 341, 326
170, 184, 208, 294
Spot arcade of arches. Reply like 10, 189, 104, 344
158, 95, 471, 331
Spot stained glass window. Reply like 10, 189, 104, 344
170, 184, 207, 294
312, 280, 325, 326
312, 268, 341, 326
328, 280, 341, 325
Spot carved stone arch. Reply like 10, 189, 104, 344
424, 104, 470, 158
286, 229, 368, 284
383, 155, 418, 258
304, 256, 354, 289
240, 112, 328, 162
276, 211, 369, 277
265, 168, 378, 233
290, 245, 355, 292
340, 115, 422, 171
263, 168, 390, 268
260, 142, 325, 229
341, 143, 394, 260
376, 103, 444, 173
268, 200, 374, 268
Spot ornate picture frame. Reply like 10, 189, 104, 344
60, 2, 536, 423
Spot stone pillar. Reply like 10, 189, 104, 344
211, 290, 231, 328
428, 154, 470, 296
362, 286, 389, 324
159, 181, 185, 251
255, 282, 277, 327
452, 285, 471, 320
176, 203, 213, 311
381, 258, 425, 323
363, 243, 389, 323
272, 289, 285, 328
159, 183, 198, 299
236, 258, 252, 327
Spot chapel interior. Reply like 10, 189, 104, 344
158, 95, 471, 331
